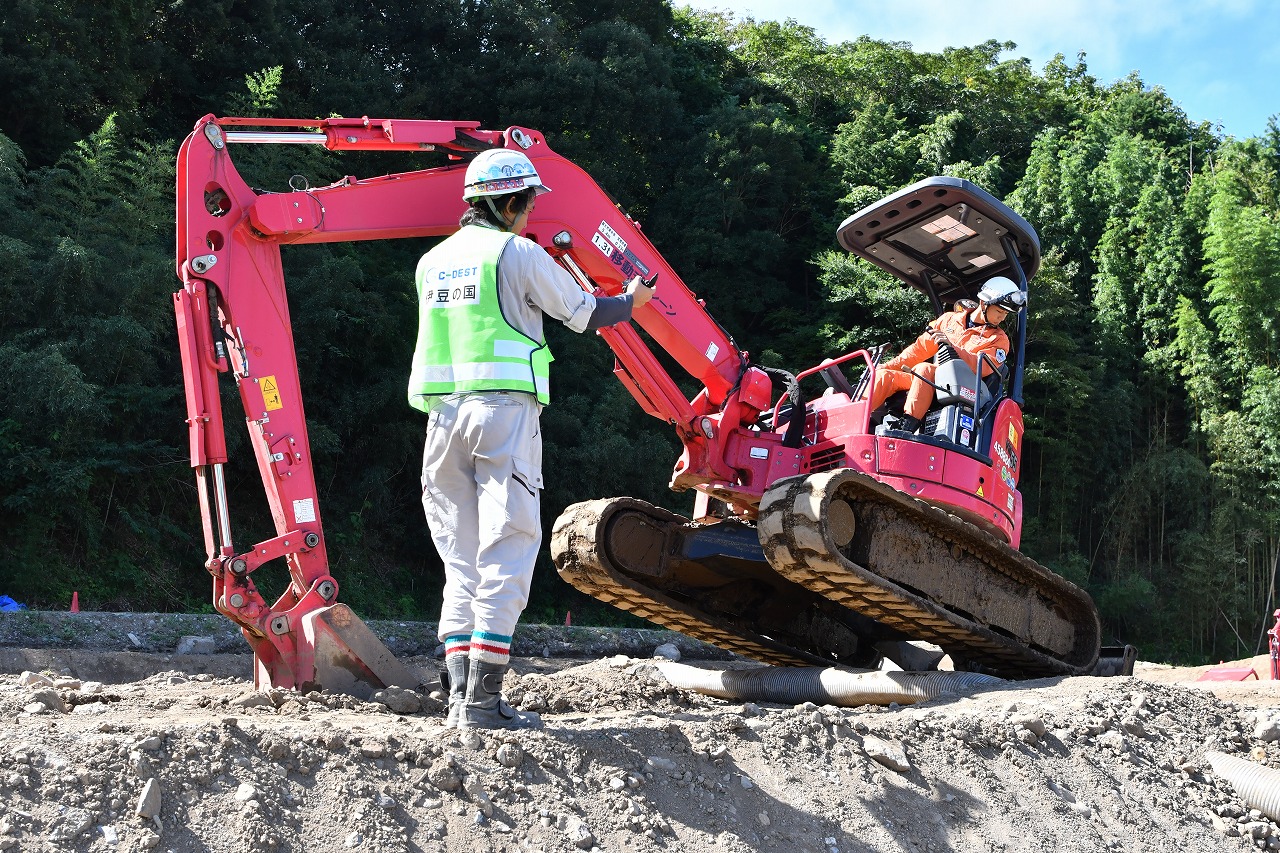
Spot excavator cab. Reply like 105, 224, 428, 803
837, 175, 1035, 461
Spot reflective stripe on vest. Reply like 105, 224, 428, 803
407, 225, 553, 411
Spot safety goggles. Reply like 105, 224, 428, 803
993, 290, 1027, 310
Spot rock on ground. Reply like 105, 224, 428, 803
0, 652, 1277, 852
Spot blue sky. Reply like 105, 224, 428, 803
678, 0, 1277, 140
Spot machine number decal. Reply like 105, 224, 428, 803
260, 375, 283, 412
994, 436, 1019, 472
591, 232, 614, 258
595, 221, 652, 279
293, 498, 316, 524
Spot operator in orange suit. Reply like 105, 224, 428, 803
868, 276, 1026, 433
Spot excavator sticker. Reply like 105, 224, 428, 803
594, 220, 651, 277
260, 375, 283, 412
598, 220, 628, 252
293, 498, 316, 524
994, 439, 1018, 473
591, 232, 614, 259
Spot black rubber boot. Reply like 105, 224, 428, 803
460, 659, 543, 730
441, 655, 468, 729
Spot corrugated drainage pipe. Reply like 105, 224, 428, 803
655, 662, 1004, 707
1208, 751, 1280, 821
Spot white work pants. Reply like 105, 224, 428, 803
421, 392, 544, 642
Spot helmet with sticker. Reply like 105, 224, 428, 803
977, 276, 1027, 313
462, 149, 551, 201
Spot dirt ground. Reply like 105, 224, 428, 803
2, 636, 1280, 853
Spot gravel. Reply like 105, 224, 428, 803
2, 612, 1280, 851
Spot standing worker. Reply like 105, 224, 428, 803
868, 276, 1026, 433
409, 148, 655, 729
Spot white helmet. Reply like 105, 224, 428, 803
462, 149, 550, 201
977, 276, 1027, 312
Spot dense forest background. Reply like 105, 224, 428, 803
2, 0, 1278, 665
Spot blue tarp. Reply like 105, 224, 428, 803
0, 595, 27, 612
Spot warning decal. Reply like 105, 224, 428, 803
293, 498, 316, 524
260, 375, 283, 412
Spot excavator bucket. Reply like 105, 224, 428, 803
304, 605, 422, 699
253, 605, 423, 700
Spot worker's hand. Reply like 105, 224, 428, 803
625, 274, 657, 309
929, 330, 957, 357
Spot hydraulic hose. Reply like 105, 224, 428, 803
1208, 751, 1280, 822
655, 662, 1003, 707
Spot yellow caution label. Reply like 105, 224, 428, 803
1008, 422, 1018, 448
260, 375, 283, 412
976, 485, 985, 497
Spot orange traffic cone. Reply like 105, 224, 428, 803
70, 591, 80, 613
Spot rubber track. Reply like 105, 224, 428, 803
552, 498, 823, 668
758, 470, 1101, 678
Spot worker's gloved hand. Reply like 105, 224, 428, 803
929, 329, 958, 361
625, 274, 657, 309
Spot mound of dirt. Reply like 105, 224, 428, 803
2, 648, 1280, 853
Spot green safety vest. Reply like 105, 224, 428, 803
407, 225, 553, 411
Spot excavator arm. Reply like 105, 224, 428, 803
174, 115, 774, 694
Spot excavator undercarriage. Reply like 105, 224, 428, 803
554, 468, 1110, 680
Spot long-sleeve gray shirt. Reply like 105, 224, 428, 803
494, 228, 634, 338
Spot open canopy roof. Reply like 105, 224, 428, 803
836, 176, 1040, 308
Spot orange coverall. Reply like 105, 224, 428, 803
868, 305, 1010, 420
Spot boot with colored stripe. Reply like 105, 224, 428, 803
441, 655, 468, 728
460, 659, 542, 729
